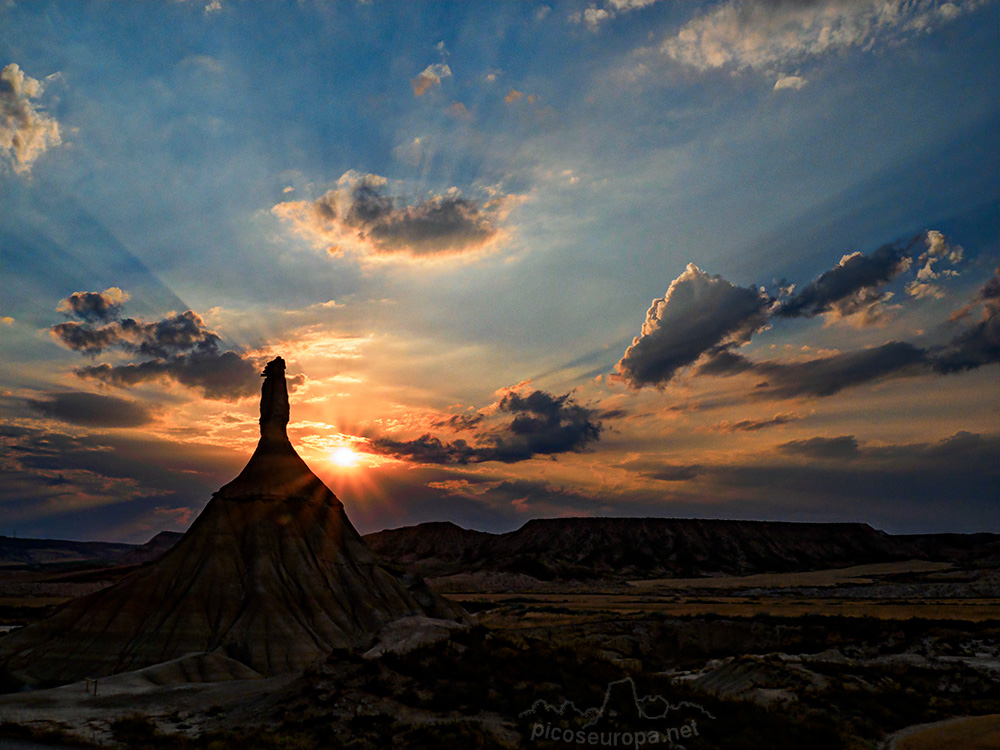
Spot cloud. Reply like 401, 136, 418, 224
52, 309, 221, 358
0, 422, 246, 539
50, 290, 260, 401
933, 265, 1000, 373
445, 101, 472, 120
569, 0, 660, 29
906, 230, 964, 299
703, 431, 1000, 531
613, 263, 771, 388
580, 7, 613, 30
505, 88, 524, 104
774, 74, 807, 91
0, 63, 62, 174
27, 391, 155, 428
431, 413, 485, 432
55, 287, 130, 322
705, 341, 929, 397
618, 234, 997, 398
393, 136, 426, 167
712, 412, 800, 432
779, 435, 860, 460
699, 264, 999, 397
412, 63, 451, 96
642, 463, 702, 481
272, 171, 511, 260
662, 0, 985, 75
75, 351, 259, 402
773, 240, 914, 325
371, 384, 603, 464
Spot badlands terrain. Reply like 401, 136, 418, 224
1, 519, 998, 749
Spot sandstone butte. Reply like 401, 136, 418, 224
0, 357, 466, 689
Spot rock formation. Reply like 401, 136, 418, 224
0, 357, 466, 689
365, 517, 927, 581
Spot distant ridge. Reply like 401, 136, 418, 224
0, 536, 135, 568
365, 518, 1000, 581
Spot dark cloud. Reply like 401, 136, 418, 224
696, 348, 755, 377
620, 248, 996, 399
50, 290, 260, 401
596, 408, 629, 420
614, 263, 771, 388
773, 240, 914, 323
933, 266, 1000, 373
779, 435, 860, 460
370, 434, 478, 465
0, 423, 246, 542
51, 307, 223, 359
492, 388, 603, 460
363, 193, 500, 257
702, 341, 929, 398
755, 341, 930, 397
27, 391, 155, 428
704, 431, 1000, 533
642, 464, 702, 481
49, 321, 124, 354
75, 350, 259, 401
713, 413, 800, 432
371, 387, 603, 465
56, 287, 128, 322
431, 413, 485, 432
272, 171, 509, 259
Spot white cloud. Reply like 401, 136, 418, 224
412, 63, 452, 96
607, 0, 659, 9
906, 229, 964, 299
774, 74, 808, 91
0, 64, 63, 174
570, 0, 661, 29
662, 0, 984, 75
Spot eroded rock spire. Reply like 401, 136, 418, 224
212, 354, 322, 501
259, 356, 289, 442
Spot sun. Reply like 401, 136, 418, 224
330, 446, 358, 468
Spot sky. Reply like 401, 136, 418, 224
1, 0, 998, 543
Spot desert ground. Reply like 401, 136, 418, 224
1, 551, 998, 749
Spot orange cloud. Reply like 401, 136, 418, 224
411, 63, 451, 96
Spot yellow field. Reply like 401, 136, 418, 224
451, 592, 1000, 621
894, 714, 1000, 750
626, 560, 955, 590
